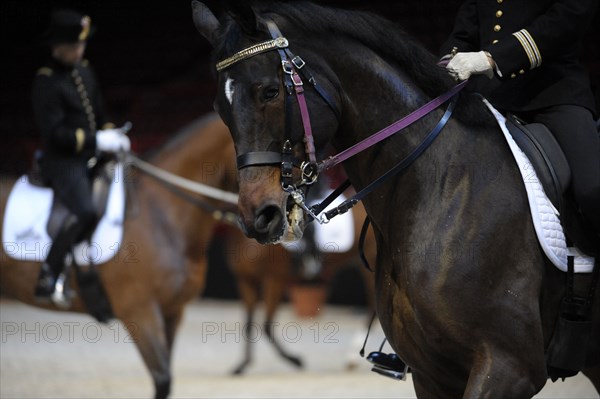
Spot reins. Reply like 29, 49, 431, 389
308, 90, 462, 223
126, 153, 239, 224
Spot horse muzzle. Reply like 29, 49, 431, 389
244, 198, 306, 244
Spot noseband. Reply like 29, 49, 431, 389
216, 20, 340, 191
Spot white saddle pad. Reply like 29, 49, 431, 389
483, 99, 594, 273
2, 163, 126, 265
282, 190, 355, 253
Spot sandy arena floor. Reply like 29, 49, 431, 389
1, 298, 598, 398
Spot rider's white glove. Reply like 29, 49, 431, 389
96, 129, 131, 153
446, 51, 495, 81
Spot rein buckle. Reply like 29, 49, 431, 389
291, 56, 305, 69
287, 188, 330, 225
282, 60, 294, 75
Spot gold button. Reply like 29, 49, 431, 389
519, 69, 525, 75
494, 25, 501, 32
496, 10, 503, 17
511, 73, 516, 79
492, 39, 499, 44
497, 0, 503, 3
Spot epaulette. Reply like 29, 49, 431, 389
36, 67, 53, 77
81, 59, 90, 68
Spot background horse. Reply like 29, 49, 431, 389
1, 114, 238, 399
192, 2, 599, 398
1, 112, 378, 396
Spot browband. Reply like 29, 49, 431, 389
216, 37, 289, 71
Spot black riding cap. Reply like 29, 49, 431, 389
44, 9, 95, 45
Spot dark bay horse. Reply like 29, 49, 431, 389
192, 2, 600, 397
0, 114, 240, 399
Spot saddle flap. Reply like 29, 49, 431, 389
505, 114, 571, 209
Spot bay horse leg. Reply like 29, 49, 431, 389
263, 273, 303, 369
409, 346, 546, 398
122, 302, 171, 399
231, 277, 260, 375
462, 348, 546, 399
583, 365, 600, 394
163, 310, 184, 361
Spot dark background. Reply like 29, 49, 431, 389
1, 1, 599, 304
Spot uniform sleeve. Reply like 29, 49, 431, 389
439, 0, 480, 57
483, 0, 597, 78
31, 73, 96, 154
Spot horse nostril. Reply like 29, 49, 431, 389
254, 204, 284, 237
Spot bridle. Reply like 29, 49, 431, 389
217, 20, 340, 192
216, 19, 466, 223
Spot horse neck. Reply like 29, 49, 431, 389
320, 46, 510, 230
152, 125, 234, 186
139, 117, 237, 244
323, 46, 451, 182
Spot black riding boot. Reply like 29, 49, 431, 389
34, 262, 56, 299
34, 214, 85, 302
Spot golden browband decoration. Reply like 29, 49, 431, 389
216, 37, 289, 71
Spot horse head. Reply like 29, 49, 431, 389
192, 1, 341, 243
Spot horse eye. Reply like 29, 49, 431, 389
263, 86, 279, 101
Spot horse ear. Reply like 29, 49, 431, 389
191, 1, 221, 47
226, 1, 259, 36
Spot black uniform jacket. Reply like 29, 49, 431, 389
440, 0, 597, 115
31, 58, 108, 161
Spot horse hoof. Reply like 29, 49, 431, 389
287, 356, 303, 368
51, 291, 72, 309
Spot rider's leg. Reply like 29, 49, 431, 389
35, 164, 97, 298
530, 105, 600, 237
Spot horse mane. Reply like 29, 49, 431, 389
217, 1, 494, 127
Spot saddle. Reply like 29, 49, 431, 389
505, 115, 598, 257
505, 115, 599, 381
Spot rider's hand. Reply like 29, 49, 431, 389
96, 129, 131, 153
446, 51, 495, 81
